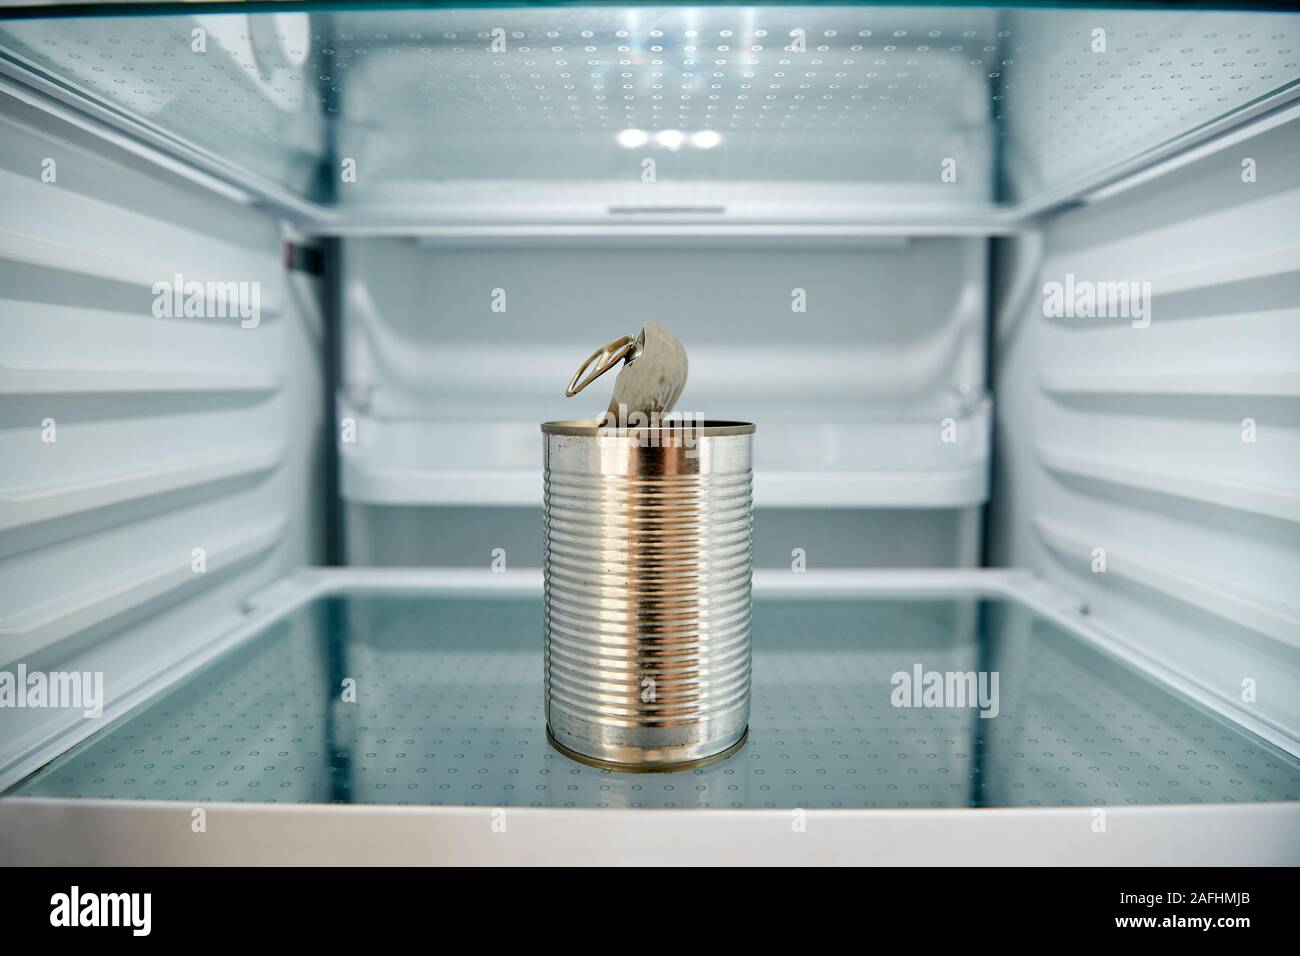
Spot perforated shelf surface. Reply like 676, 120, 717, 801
9, 588, 1299, 809
1, 4, 1296, 219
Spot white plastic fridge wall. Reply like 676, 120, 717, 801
990, 115, 1300, 744
338, 235, 989, 567
345, 501, 985, 569
0, 96, 327, 782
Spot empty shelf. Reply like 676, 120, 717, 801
339, 395, 990, 510
7, 572, 1297, 810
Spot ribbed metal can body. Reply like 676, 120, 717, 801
542, 420, 755, 770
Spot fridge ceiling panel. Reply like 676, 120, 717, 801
0, 3, 1296, 225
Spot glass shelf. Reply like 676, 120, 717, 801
9, 580, 1298, 809
1, 3, 1296, 227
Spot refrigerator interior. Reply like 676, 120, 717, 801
0, 2, 1297, 864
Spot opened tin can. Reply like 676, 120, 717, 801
542, 419, 755, 771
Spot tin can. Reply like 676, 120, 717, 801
542, 419, 755, 771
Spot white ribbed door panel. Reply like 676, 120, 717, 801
990, 117, 1300, 745
0, 95, 325, 781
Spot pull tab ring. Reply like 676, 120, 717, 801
566, 332, 639, 397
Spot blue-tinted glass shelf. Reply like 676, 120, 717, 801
1, 4, 1296, 227
9, 580, 1298, 810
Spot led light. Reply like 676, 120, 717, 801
617, 129, 648, 148
691, 130, 722, 149
655, 129, 685, 151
